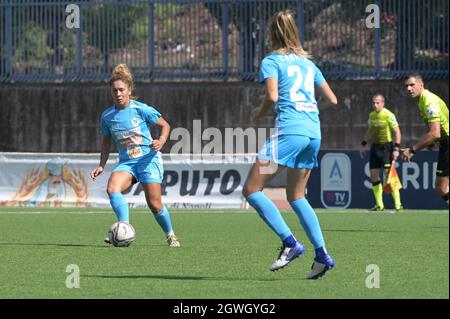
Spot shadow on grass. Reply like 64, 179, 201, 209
321, 229, 400, 233
321, 226, 448, 232
84, 274, 278, 282
85, 274, 207, 280
0, 242, 108, 248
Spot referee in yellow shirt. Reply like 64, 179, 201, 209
360, 94, 402, 211
403, 73, 449, 206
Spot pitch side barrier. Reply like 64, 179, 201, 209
0, 151, 445, 210
0, 153, 252, 209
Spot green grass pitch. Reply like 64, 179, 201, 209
0, 207, 448, 299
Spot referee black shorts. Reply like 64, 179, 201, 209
370, 142, 393, 170
436, 138, 449, 177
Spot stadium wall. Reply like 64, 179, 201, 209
0, 80, 448, 152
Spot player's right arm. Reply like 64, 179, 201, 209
90, 135, 113, 180
403, 120, 441, 161
251, 77, 278, 122
392, 125, 401, 162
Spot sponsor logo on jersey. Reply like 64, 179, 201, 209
426, 105, 439, 117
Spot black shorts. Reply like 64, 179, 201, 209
437, 138, 449, 177
370, 143, 393, 170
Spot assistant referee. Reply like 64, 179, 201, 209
360, 94, 402, 211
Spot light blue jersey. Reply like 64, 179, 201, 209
259, 52, 325, 138
101, 101, 175, 233
100, 100, 161, 163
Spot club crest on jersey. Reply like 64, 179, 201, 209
131, 117, 139, 127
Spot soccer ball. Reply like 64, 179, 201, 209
108, 222, 136, 247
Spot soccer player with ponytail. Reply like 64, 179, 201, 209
90, 64, 181, 247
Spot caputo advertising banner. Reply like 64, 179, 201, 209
0, 153, 252, 209
0, 151, 445, 210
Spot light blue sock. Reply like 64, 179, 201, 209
290, 197, 325, 249
109, 192, 129, 222
153, 206, 174, 235
247, 191, 292, 241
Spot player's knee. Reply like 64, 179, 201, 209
434, 180, 448, 197
106, 186, 118, 197
242, 187, 250, 198
435, 188, 445, 197
370, 174, 381, 182
242, 184, 259, 198
286, 190, 305, 202
148, 200, 163, 213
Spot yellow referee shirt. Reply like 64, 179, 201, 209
368, 108, 399, 144
418, 89, 449, 140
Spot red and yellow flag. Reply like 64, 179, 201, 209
384, 162, 403, 194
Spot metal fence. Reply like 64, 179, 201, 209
0, 0, 448, 82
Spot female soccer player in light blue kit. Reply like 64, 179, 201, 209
90, 64, 180, 247
243, 11, 338, 279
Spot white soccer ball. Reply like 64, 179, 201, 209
108, 222, 136, 247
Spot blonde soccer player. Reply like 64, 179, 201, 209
90, 64, 180, 247
243, 11, 338, 279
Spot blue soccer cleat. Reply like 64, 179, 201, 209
307, 254, 335, 279
270, 242, 304, 271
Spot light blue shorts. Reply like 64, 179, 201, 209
113, 155, 164, 184
257, 134, 321, 169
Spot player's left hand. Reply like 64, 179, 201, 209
402, 148, 414, 162
152, 139, 165, 151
